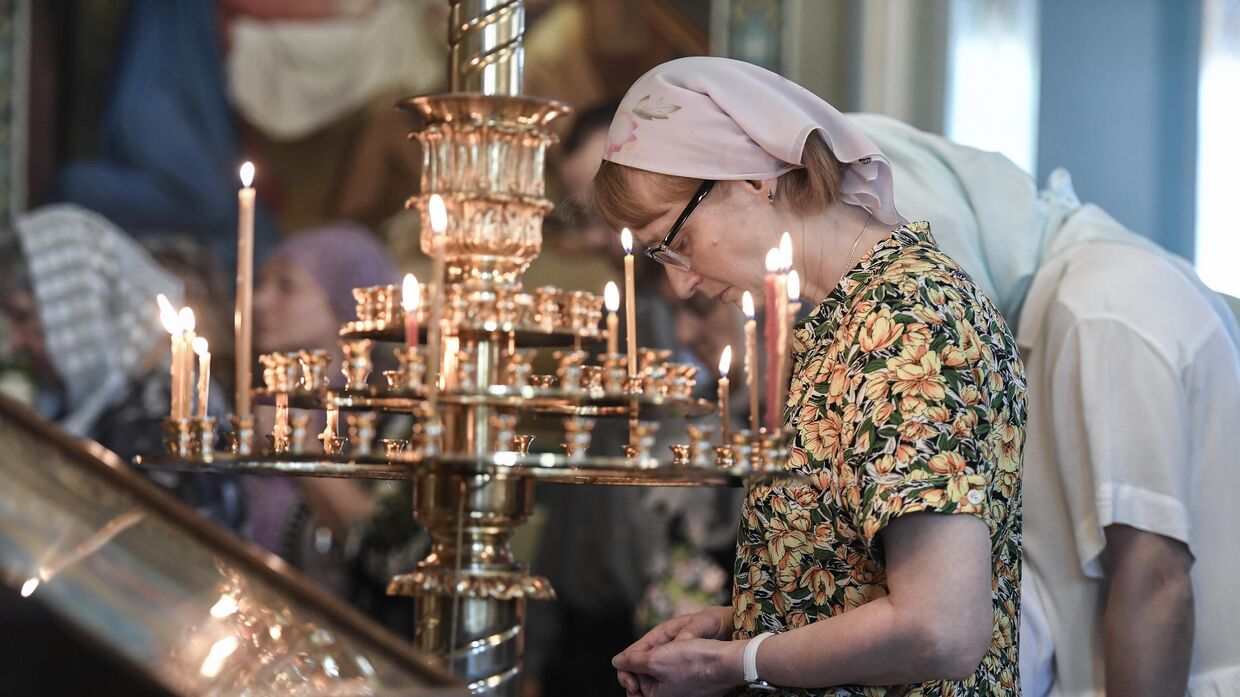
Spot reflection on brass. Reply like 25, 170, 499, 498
714, 445, 737, 467
529, 375, 555, 390
388, 569, 554, 602
511, 435, 534, 456
298, 349, 332, 391
686, 424, 717, 467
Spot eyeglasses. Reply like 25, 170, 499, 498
644, 179, 715, 271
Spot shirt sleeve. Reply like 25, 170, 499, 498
847, 293, 1024, 554
1045, 317, 1194, 578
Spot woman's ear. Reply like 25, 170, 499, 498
743, 178, 778, 201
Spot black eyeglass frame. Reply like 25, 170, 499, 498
643, 179, 716, 270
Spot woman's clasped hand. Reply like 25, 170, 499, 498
613, 607, 744, 697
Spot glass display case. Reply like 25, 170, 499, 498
0, 394, 465, 697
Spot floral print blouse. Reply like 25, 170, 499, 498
730, 223, 1026, 696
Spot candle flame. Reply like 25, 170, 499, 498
779, 232, 793, 270
765, 248, 781, 272
742, 291, 755, 318
428, 194, 448, 235
178, 307, 196, 334
402, 273, 421, 312
620, 228, 633, 255
20, 577, 38, 598
604, 281, 620, 312
200, 636, 239, 678
157, 295, 180, 334
719, 345, 732, 375
192, 336, 209, 357
240, 161, 255, 188
787, 270, 801, 302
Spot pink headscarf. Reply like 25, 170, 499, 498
603, 57, 903, 226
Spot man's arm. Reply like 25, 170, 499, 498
1102, 524, 1194, 696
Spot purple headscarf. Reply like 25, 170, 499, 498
268, 222, 398, 324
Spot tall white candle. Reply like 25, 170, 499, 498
236, 162, 256, 419
604, 281, 620, 356
179, 308, 196, 421
620, 229, 637, 377
158, 295, 181, 419
193, 337, 210, 420
426, 194, 448, 416
718, 345, 732, 445
742, 291, 758, 435
402, 273, 421, 349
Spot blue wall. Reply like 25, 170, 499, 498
1037, 0, 1201, 259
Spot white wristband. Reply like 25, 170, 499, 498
743, 632, 774, 683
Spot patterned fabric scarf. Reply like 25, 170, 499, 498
15, 204, 183, 435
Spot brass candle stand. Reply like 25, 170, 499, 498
137, 2, 798, 694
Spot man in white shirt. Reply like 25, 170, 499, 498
853, 113, 1240, 696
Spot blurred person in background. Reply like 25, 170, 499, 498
855, 113, 1240, 697
55, 0, 280, 270
249, 222, 424, 634
0, 204, 243, 532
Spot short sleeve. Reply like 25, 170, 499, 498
1046, 317, 1194, 578
848, 292, 1024, 553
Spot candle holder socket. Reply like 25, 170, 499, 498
381, 438, 408, 458
346, 412, 378, 456
289, 413, 311, 454
503, 349, 536, 388
340, 339, 374, 391
298, 349, 332, 391
228, 414, 255, 456
714, 444, 737, 467
512, 435, 535, 456
318, 433, 348, 455
553, 349, 589, 393
194, 416, 218, 460
686, 424, 718, 467
490, 413, 518, 451
561, 416, 594, 460
163, 418, 195, 458
669, 444, 692, 466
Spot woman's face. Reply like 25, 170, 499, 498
254, 260, 340, 354
625, 175, 782, 307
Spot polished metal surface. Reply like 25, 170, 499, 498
449, 0, 525, 95
0, 395, 465, 696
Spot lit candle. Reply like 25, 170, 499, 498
426, 194, 448, 416
771, 234, 792, 433
787, 269, 802, 319
402, 273, 421, 348
742, 290, 759, 434
158, 295, 182, 419
620, 229, 637, 377
193, 337, 210, 420
718, 345, 732, 445
179, 308, 196, 422
763, 248, 781, 433
604, 281, 620, 355
236, 162, 256, 419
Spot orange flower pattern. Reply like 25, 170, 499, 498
730, 224, 1026, 696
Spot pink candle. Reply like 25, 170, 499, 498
742, 291, 759, 434
402, 273, 421, 348
193, 337, 210, 420
604, 281, 620, 356
718, 345, 732, 444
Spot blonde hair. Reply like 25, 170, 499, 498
591, 132, 848, 231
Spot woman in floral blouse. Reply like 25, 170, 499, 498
594, 58, 1026, 696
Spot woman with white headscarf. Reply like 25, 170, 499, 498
0, 204, 243, 532
596, 57, 1025, 697
851, 114, 1240, 697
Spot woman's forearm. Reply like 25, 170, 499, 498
746, 595, 981, 688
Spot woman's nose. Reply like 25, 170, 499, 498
665, 267, 699, 299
